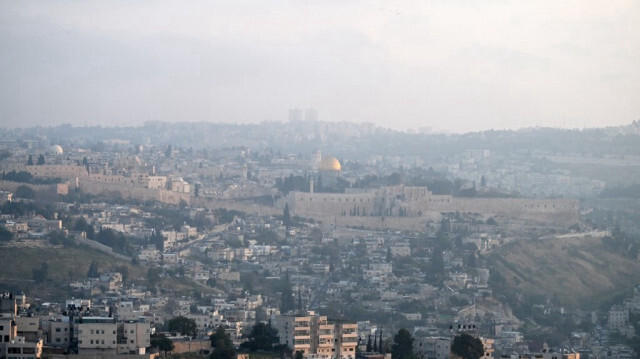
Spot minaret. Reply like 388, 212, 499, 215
309, 176, 314, 194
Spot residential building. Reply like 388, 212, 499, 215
75, 317, 117, 355
272, 312, 357, 359
414, 336, 450, 359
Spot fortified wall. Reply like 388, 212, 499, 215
76, 178, 190, 205
0, 180, 68, 196
283, 186, 579, 226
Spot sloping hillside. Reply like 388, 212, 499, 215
0, 241, 216, 301
487, 234, 640, 308
0, 242, 141, 300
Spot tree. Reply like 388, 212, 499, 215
283, 203, 292, 229
451, 333, 484, 359
239, 322, 279, 352
280, 275, 295, 313
147, 267, 163, 291
391, 328, 415, 359
87, 260, 100, 278
366, 335, 373, 352
165, 145, 172, 158
373, 334, 378, 353
15, 185, 36, 199
210, 326, 236, 359
3, 171, 34, 183
48, 230, 67, 245
115, 265, 129, 283
27, 155, 34, 166
74, 217, 95, 239
32, 263, 49, 283
167, 316, 197, 337
0, 227, 13, 242
151, 334, 174, 356
37, 154, 45, 165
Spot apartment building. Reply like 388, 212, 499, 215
74, 316, 150, 355
0, 318, 42, 359
414, 336, 451, 359
75, 317, 118, 355
272, 312, 357, 359
118, 321, 151, 354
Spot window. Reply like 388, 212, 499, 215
91, 340, 94, 344
23, 348, 36, 354
90, 329, 94, 334
56, 328, 61, 332
56, 338, 61, 342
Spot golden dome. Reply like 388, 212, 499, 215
48, 145, 64, 155
318, 156, 341, 171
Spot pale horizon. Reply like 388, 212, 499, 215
1, 0, 639, 133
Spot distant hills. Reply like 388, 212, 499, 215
1, 120, 639, 160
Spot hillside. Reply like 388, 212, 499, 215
0, 241, 141, 300
0, 241, 214, 301
487, 234, 640, 309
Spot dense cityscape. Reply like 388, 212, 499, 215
1, 119, 639, 359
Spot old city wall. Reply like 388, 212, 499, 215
0, 164, 88, 179
0, 180, 58, 194
191, 197, 279, 216
310, 213, 440, 231
413, 196, 580, 225
287, 191, 377, 217
286, 187, 580, 227
77, 179, 190, 205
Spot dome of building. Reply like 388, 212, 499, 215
49, 145, 64, 155
318, 156, 341, 172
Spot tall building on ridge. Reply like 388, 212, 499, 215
289, 108, 304, 122
305, 108, 318, 122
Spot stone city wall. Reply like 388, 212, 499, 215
191, 197, 279, 216
284, 186, 579, 227
77, 178, 190, 205
0, 180, 58, 194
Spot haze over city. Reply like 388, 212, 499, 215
2, 0, 639, 132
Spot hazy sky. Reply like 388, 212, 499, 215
1, 0, 639, 132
